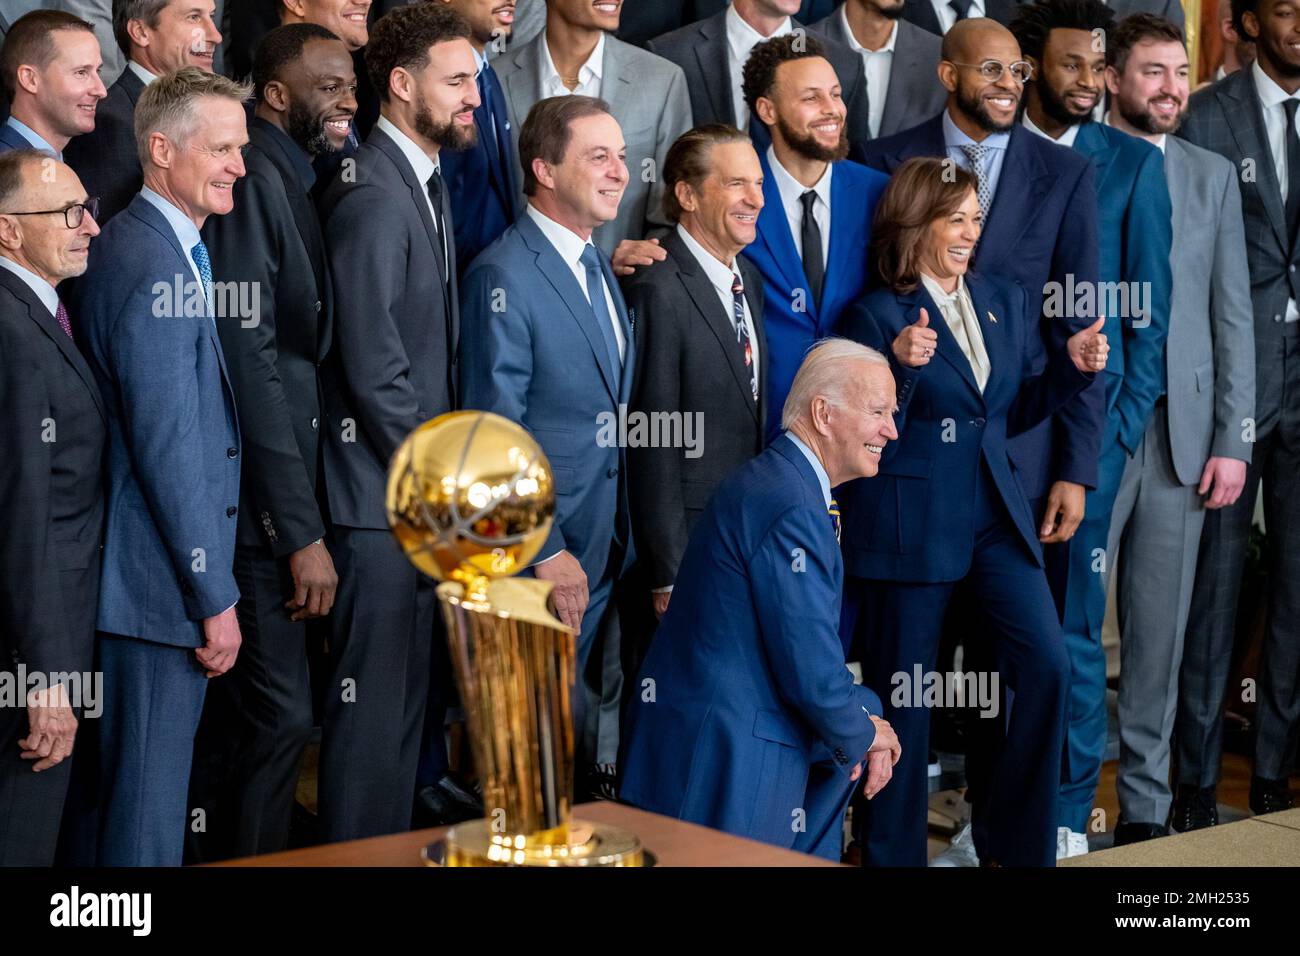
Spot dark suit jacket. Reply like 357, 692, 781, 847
202, 118, 332, 557
74, 194, 242, 646
318, 126, 459, 531
0, 267, 106, 674
624, 228, 768, 590
856, 112, 1103, 498
0, 120, 38, 153
646, 9, 873, 154
811, 7, 947, 137
64, 66, 145, 225
839, 272, 1093, 582
901, 0, 1020, 35
620, 434, 880, 849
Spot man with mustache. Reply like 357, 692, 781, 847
316, 3, 476, 842
184, 23, 354, 861
1012, 0, 1173, 857
1178, 0, 1300, 823
740, 34, 888, 441
0, 10, 106, 159
64, 0, 222, 226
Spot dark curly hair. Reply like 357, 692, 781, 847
741, 31, 829, 119
365, 3, 471, 103
1009, 0, 1116, 64
254, 23, 341, 103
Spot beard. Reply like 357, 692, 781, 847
955, 84, 1018, 133
1118, 95, 1185, 135
1037, 79, 1094, 129
414, 91, 477, 151
776, 113, 850, 163
874, 0, 906, 18
286, 100, 335, 156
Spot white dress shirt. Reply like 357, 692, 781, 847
786, 431, 832, 508
726, 3, 793, 131
4, 116, 61, 159
0, 255, 59, 318
840, 7, 896, 139
375, 115, 448, 268
929, 0, 985, 35
919, 272, 990, 392
1252, 60, 1300, 321
767, 144, 832, 264
539, 30, 605, 99
675, 222, 761, 384
1021, 110, 1082, 148
128, 60, 158, 86
525, 202, 626, 361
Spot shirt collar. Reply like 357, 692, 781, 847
1253, 59, 1299, 110
541, 31, 605, 87
919, 271, 967, 306
676, 222, 739, 296
4, 116, 60, 158
726, 3, 792, 59
839, 7, 896, 54
525, 202, 594, 266
140, 186, 202, 252
785, 431, 832, 508
0, 254, 60, 318
1021, 110, 1080, 147
766, 143, 833, 212
250, 116, 317, 191
942, 108, 1010, 152
376, 114, 439, 181
1103, 109, 1165, 153
128, 60, 158, 86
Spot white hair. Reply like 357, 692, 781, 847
780, 337, 890, 431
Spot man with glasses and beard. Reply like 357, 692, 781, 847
852, 18, 1102, 867
739, 34, 889, 439
184, 22, 354, 861
1011, 0, 1173, 858
316, 3, 476, 842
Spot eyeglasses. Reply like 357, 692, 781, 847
947, 59, 1035, 84
3, 197, 100, 228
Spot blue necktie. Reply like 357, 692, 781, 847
190, 240, 214, 324
579, 244, 623, 381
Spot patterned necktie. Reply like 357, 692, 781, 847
799, 190, 825, 310
829, 497, 841, 544
959, 143, 992, 220
579, 244, 624, 377
55, 299, 72, 339
190, 240, 213, 323
730, 274, 758, 401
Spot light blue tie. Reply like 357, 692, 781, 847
190, 240, 214, 324
579, 244, 624, 380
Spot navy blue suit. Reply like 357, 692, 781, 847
0, 120, 45, 154
740, 152, 889, 440
1052, 121, 1172, 831
855, 113, 1104, 499
840, 272, 1090, 866
621, 434, 880, 860
70, 194, 241, 866
459, 212, 635, 751
439, 60, 516, 275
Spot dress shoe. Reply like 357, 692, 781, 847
413, 773, 484, 828
1112, 820, 1167, 846
1171, 785, 1218, 832
1249, 775, 1294, 816
929, 822, 979, 866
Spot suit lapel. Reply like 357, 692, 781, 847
977, 128, 1052, 270
695, 16, 733, 125
755, 149, 816, 322
1072, 121, 1121, 196
823, 163, 853, 329
881, 23, 918, 136
904, 282, 984, 401
1164, 138, 1189, 261
1218, 72, 1288, 252
370, 129, 449, 302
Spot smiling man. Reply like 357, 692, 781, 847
316, 3, 477, 842
0, 10, 107, 159
64, 0, 222, 225
68, 66, 250, 867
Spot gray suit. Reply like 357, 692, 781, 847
811, 6, 946, 138
494, 32, 693, 257
507, 0, 547, 52
1105, 133, 1255, 825
1107, 0, 1185, 32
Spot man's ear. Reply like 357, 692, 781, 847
1241, 10, 1261, 42
280, 0, 310, 20
0, 214, 22, 252
754, 95, 777, 129
938, 60, 958, 94
262, 79, 290, 114
147, 130, 174, 170
676, 180, 696, 214
531, 157, 555, 192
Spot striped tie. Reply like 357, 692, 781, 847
829, 497, 841, 544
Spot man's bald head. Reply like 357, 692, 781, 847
939, 18, 1026, 136
941, 17, 1021, 61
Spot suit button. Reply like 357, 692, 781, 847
315, 300, 322, 312
1290, 265, 1296, 274
227, 506, 238, 517
227, 447, 238, 458
607, 467, 618, 478
972, 417, 986, 427
311, 417, 319, 430
1276, 314, 1284, 323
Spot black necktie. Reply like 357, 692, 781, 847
800, 190, 825, 310
1285, 100, 1300, 251
426, 169, 449, 283
949, 0, 974, 19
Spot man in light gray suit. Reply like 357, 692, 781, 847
494, 0, 693, 270
812, 0, 946, 138
1102, 15, 1255, 845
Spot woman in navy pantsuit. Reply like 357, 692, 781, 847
838, 157, 1110, 867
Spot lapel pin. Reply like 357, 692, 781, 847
988, 311, 997, 324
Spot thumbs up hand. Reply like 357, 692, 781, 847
892, 308, 939, 368
1067, 316, 1109, 373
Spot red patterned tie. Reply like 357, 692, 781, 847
55, 300, 72, 339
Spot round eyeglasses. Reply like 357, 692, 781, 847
947, 59, 1034, 84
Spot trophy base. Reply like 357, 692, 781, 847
421, 819, 649, 867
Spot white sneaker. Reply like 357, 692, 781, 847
930, 823, 979, 867
1055, 826, 1089, 860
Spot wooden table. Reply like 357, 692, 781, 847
210, 802, 840, 867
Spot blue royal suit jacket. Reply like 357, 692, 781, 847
459, 213, 635, 587
838, 272, 1094, 583
620, 434, 880, 849
73, 194, 241, 647
1071, 121, 1172, 456
740, 152, 889, 441
0, 121, 38, 153
855, 113, 1103, 499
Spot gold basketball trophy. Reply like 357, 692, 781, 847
387, 410, 646, 866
